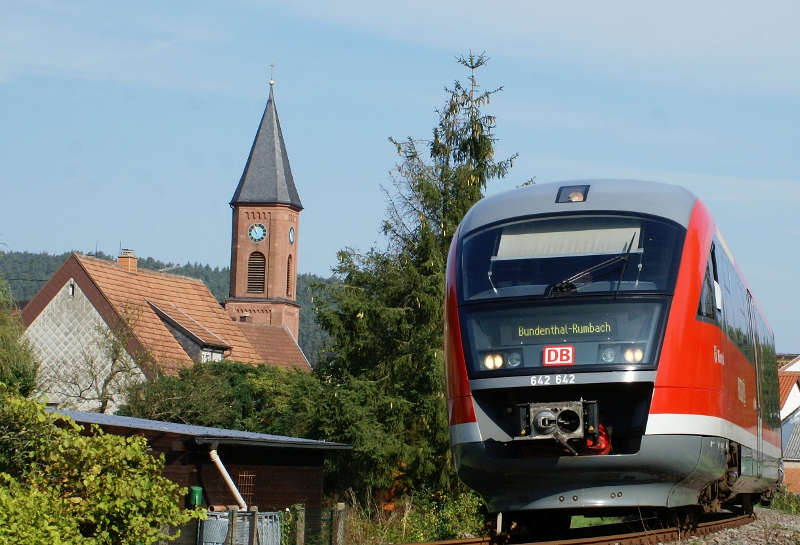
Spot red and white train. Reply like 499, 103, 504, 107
444, 180, 780, 524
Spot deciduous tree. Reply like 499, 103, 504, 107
0, 275, 39, 396
122, 361, 321, 438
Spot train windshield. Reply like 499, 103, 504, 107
461, 300, 666, 374
461, 214, 683, 301
459, 214, 683, 375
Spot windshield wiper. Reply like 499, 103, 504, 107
614, 233, 637, 298
545, 233, 637, 297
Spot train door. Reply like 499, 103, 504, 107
747, 291, 764, 477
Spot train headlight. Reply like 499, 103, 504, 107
599, 344, 646, 364
623, 347, 644, 363
599, 347, 616, 363
483, 353, 504, 370
506, 352, 522, 368
556, 184, 590, 203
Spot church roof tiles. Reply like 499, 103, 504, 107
237, 322, 310, 370
230, 85, 303, 210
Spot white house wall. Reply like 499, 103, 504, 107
24, 278, 145, 412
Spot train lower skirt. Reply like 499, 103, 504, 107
454, 434, 776, 513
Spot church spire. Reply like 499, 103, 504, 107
230, 78, 303, 210
226, 71, 303, 340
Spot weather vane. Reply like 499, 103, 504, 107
269, 64, 275, 87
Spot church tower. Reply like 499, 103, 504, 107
226, 79, 302, 340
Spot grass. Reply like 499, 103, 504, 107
769, 490, 800, 515
340, 490, 486, 545
569, 515, 625, 529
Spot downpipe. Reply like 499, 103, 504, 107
209, 442, 248, 510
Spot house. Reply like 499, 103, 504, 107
783, 412, 800, 493
53, 409, 350, 542
778, 355, 800, 492
778, 353, 800, 369
22, 79, 311, 411
23, 251, 309, 411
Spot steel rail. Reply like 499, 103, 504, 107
410, 539, 490, 545
402, 513, 754, 545
525, 513, 754, 545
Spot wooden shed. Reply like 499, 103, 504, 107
54, 409, 350, 541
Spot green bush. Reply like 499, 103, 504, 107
398, 490, 485, 542
0, 385, 60, 478
0, 385, 205, 544
0, 474, 84, 545
770, 490, 800, 515
280, 504, 304, 545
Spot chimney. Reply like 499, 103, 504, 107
117, 249, 138, 273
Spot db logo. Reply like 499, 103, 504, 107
543, 345, 575, 366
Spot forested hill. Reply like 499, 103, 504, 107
0, 250, 330, 366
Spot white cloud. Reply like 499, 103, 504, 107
3, 1, 797, 95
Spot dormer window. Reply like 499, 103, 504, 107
201, 349, 224, 363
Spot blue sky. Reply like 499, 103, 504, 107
1, 1, 798, 351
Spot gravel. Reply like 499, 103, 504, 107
665, 508, 800, 545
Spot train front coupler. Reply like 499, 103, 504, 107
514, 399, 605, 455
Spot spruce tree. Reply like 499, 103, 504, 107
312, 53, 515, 499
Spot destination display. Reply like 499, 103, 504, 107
501, 316, 617, 345
462, 300, 665, 373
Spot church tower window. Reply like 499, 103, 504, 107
247, 252, 266, 293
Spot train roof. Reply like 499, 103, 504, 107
460, 179, 697, 236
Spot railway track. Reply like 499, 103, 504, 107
406, 512, 755, 545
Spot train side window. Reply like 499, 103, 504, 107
715, 239, 755, 364
697, 251, 716, 321
711, 244, 723, 312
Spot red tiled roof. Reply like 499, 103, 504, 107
74, 255, 263, 374
237, 322, 310, 371
779, 372, 800, 409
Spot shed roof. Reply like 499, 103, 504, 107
54, 409, 350, 450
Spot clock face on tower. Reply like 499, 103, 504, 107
289, 226, 295, 244
247, 223, 267, 242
